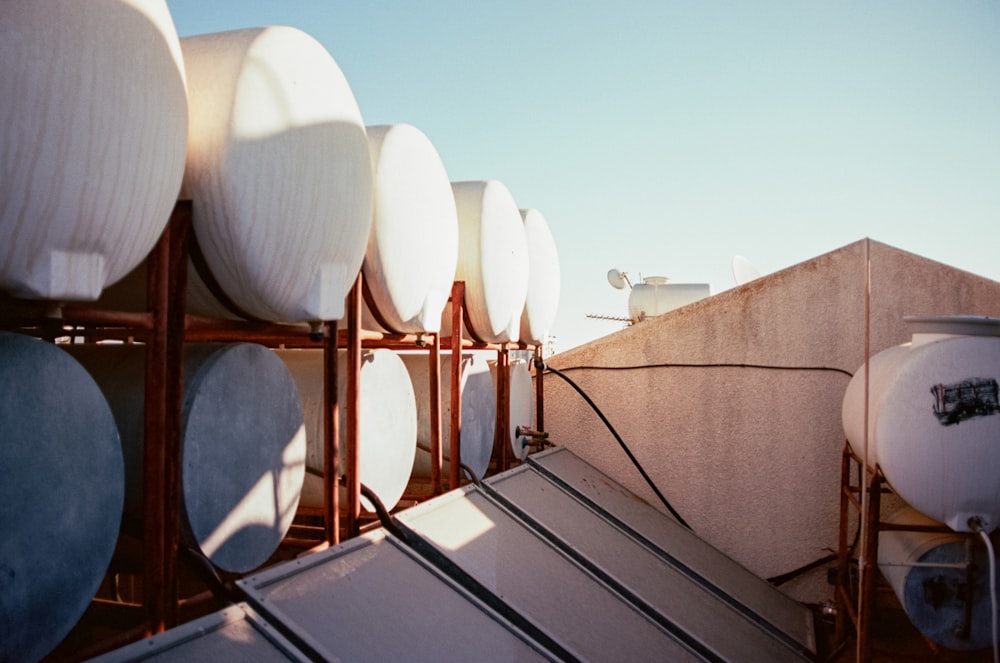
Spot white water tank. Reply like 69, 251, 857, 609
68, 343, 306, 573
180, 26, 372, 323
519, 208, 560, 346
401, 352, 497, 481
361, 124, 458, 334
278, 349, 417, 512
627, 277, 710, 322
842, 316, 1000, 532
0, 0, 188, 302
879, 506, 1000, 650
0, 333, 124, 663
492, 357, 535, 461
444, 180, 529, 344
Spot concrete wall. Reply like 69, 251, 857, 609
543, 239, 1000, 602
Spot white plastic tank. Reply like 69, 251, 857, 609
842, 315, 1000, 532
519, 208, 560, 346
443, 180, 529, 344
879, 506, 1000, 650
68, 343, 306, 573
277, 348, 417, 512
400, 352, 497, 481
180, 26, 372, 323
0, 332, 124, 663
627, 277, 710, 322
0, 0, 188, 302
492, 357, 535, 462
361, 124, 458, 334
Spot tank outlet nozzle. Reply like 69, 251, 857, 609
965, 515, 990, 533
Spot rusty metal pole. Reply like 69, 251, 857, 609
323, 322, 340, 545
495, 348, 510, 472
346, 274, 362, 538
534, 345, 544, 433
143, 201, 189, 634
857, 469, 882, 661
449, 282, 464, 490
428, 333, 443, 494
834, 443, 853, 645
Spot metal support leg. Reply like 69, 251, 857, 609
142, 201, 190, 634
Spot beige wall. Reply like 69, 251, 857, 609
543, 239, 1000, 602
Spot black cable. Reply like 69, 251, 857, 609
535, 357, 691, 529
557, 361, 853, 378
767, 459, 864, 586
415, 441, 482, 488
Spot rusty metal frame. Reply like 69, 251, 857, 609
141, 201, 190, 634
428, 331, 443, 494
834, 442, 963, 661
13, 199, 542, 655
448, 281, 465, 491
345, 274, 363, 538
534, 345, 544, 433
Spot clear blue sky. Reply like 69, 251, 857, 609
165, 1, 1000, 352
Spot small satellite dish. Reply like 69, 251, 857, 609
607, 268, 629, 290
732, 256, 760, 285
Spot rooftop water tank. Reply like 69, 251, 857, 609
278, 349, 417, 512
0, 0, 188, 302
0, 332, 124, 663
180, 26, 372, 323
68, 343, 306, 573
879, 506, 1000, 651
492, 357, 535, 462
401, 352, 497, 481
628, 277, 710, 322
360, 124, 458, 334
444, 180, 529, 344
842, 315, 1000, 532
519, 208, 560, 346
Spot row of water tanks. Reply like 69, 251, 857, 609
1, 0, 560, 345
0, 331, 535, 663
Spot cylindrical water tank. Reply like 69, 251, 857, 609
627, 277, 710, 322
400, 352, 496, 481
0, 333, 124, 663
361, 124, 458, 334
842, 316, 1000, 532
519, 208, 560, 346
879, 506, 1000, 651
277, 349, 417, 512
68, 343, 305, 573
180, 26, 372, 323
492, 357, 535, 462
444, 180, 529, 344
0, 0, 188, 302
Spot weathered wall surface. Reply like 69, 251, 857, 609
543, 239, 1000, 602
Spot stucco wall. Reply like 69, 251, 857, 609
542, 239, 1000, 603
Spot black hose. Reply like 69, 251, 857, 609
415, 441, 482, 488
536, 358, 691, 530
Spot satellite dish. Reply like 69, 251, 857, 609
607, 268, 629, 290
732, 256, 760, 285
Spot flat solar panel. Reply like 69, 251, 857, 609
526, 446, 817, 656
237, 530, 557, 662
395, 486, 708, 662
485, 461, 813, 661
89, 604, 309, 663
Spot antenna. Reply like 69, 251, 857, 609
732, 255, 760, 285
607, 268, 632, 290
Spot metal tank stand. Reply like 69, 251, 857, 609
835, 442, 883, 661
834, 442, 973, 661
